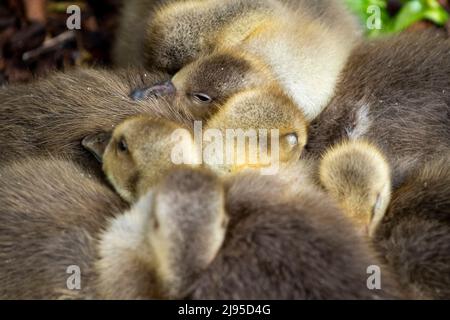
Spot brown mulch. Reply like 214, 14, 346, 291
0, 0, 120, 85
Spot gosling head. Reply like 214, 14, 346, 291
143, 1, 216, 75
131, 50, 273, 120
97, 167, 228, 299
319, 140, 391, 236
147, 167, 228, 298
203, 86, 308, 175
83, 115, 198, 203
142, 0, 270, 75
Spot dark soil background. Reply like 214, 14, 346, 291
0, 0, 120, 84
0, 0, 449, 86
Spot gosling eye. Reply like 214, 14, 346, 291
117, 137, 128, 153
167, 68, 180, 76
191, 92, 212, 104
285, 133, 299, 147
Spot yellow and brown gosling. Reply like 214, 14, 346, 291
319, 140, 391, 236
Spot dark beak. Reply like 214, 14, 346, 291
130, 80, 176, 101
81, 131, 112, 163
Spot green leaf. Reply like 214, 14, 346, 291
393, 0, 426, 32
344, 0, 449, 37
423, 7, 449, 25
426, 0, 442, 10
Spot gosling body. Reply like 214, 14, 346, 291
374, 156, 450, 300
305, 32, 450, 187
0, 68, 184, 173
189, 169, 403, 299
0, 158, 127, 299
89, 88, 308, 199
90, 128, 404, 299
118, 0, 361, 120
319, 140, 391, 237
0, 160, 226, 300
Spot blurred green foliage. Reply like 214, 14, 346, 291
345, 0, 449, 37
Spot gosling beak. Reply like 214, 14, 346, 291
81, 131, 112, 163
130, 80, 176, 100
